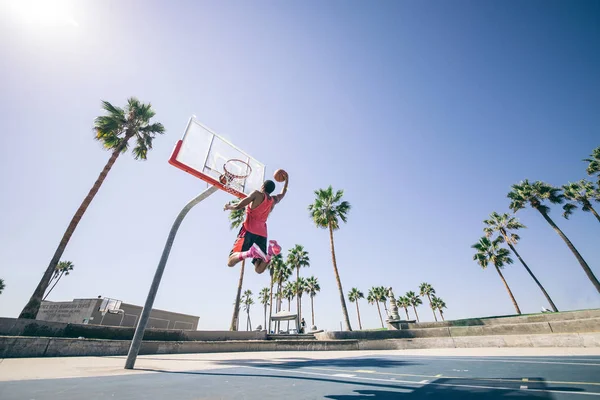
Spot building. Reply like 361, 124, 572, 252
36, 297, 199, 330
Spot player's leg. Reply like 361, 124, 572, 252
253, 235, 269, 274
228, 227, 252, 267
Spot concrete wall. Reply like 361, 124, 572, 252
315, 317, 600, 341
358, 332, 600, 350
0, 318, 266, 341
0, 337, 359, 358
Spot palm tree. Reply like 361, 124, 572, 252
368, 287, 384, 328
472, 236, 521, 314
242, 289, 254, 331
483, 211, 558, 312
282, 281, 295, 331
43, 261, 74, 301
267, 254, 283, 333
19, 98, 165, 319
584, 146, 600, 185
287, 244, 310, 329
418, 283, 437, 322
431, 296, 447, 321
405, 291, 422, 322
294, 277, 308, 328
397, 296, 410, 320
508, 180, 600, 293
348, 288, 364, 330
305, 276, 320, 327
375, 286, 389, 315
228, 199, 246, 331
373, 286, 389, 317
0, 279, 5, 295
308, 186, 352, 331
258, 287, 270, 331
274, 260, 293, 313
562, 180, 600, 223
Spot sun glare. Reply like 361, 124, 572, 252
7, 0, 79, 27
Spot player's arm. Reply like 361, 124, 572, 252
272, 174, 289, 205
224, 191, 258, 211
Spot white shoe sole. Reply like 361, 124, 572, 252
251, 243, 268, 261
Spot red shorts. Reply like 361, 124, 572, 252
230, 226, 267, 265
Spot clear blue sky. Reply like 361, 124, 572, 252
0, 0, 598, 331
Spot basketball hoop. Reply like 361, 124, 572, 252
220, 159, 252, 196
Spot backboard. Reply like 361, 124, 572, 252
169, 117, 266, 199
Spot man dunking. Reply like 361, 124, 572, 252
224, 172, 289, 274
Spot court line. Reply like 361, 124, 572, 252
306, 366, 600, 387
390, 356, 600, 366
239, 365, 600, 397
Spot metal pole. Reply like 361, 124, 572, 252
125, 186, 219, 369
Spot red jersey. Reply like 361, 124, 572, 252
243, 193, 274, 237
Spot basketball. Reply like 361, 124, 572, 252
274, 169, 287, 182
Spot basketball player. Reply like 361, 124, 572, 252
224, 172, 289, 274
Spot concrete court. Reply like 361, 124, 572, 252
1, 348, 600, 399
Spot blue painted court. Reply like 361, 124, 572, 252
1, 353, 600, 399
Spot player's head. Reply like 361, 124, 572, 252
262, 180, 275, 194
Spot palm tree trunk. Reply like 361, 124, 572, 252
263, 303, 267, 331
355, 301, 363, 330
495, 265, 521, 314
440, 310, 445, 321
538, 209, 600, 293
296, 265, 300, 333
504, 237, 559, 312
42, 271, 64, 301
230, 260, 246, 331
404, 307, 410, 320
298, 295, 302, 331
19, 139, 130, 319
328, 224, 352, 331
587, 203, 600, 223
427, 294, 438, 322
412, 306, 420, 322
268, 274, 274, 333
375, 302, 383, 328
311, 295, 315, 327
287, 299, 290, 331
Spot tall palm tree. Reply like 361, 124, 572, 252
348, 288, 364, 330
374, 286, 389, 316
367, 287, 384, 328
308, 186, 352, 331
19, 98, 165, 319
294, 277, 308, 328
258, 287, 270, 331
405, 291, 422, 322
267, 254, 283, 333
228, 199, 246, 331
0, 278, 5, 295
397, 296, 411, 320
282, 281, 295, 331
562, 180, 600, 223
287, 245, 310, 329
431, 296, 447, 321
305, 276, 320, 327
508, 180, 600, 293
418, 283, 437, 322
483, 211, 558, 312
274, 261, 293, 313
584, 146, 600, 185
43, 261, 74, 301
242, 289, 254, 331
472, 236, 521, 314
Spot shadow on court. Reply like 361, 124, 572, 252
214, 357, 420, 369
136, 369, 586, 399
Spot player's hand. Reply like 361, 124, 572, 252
224, 203, 232, 211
